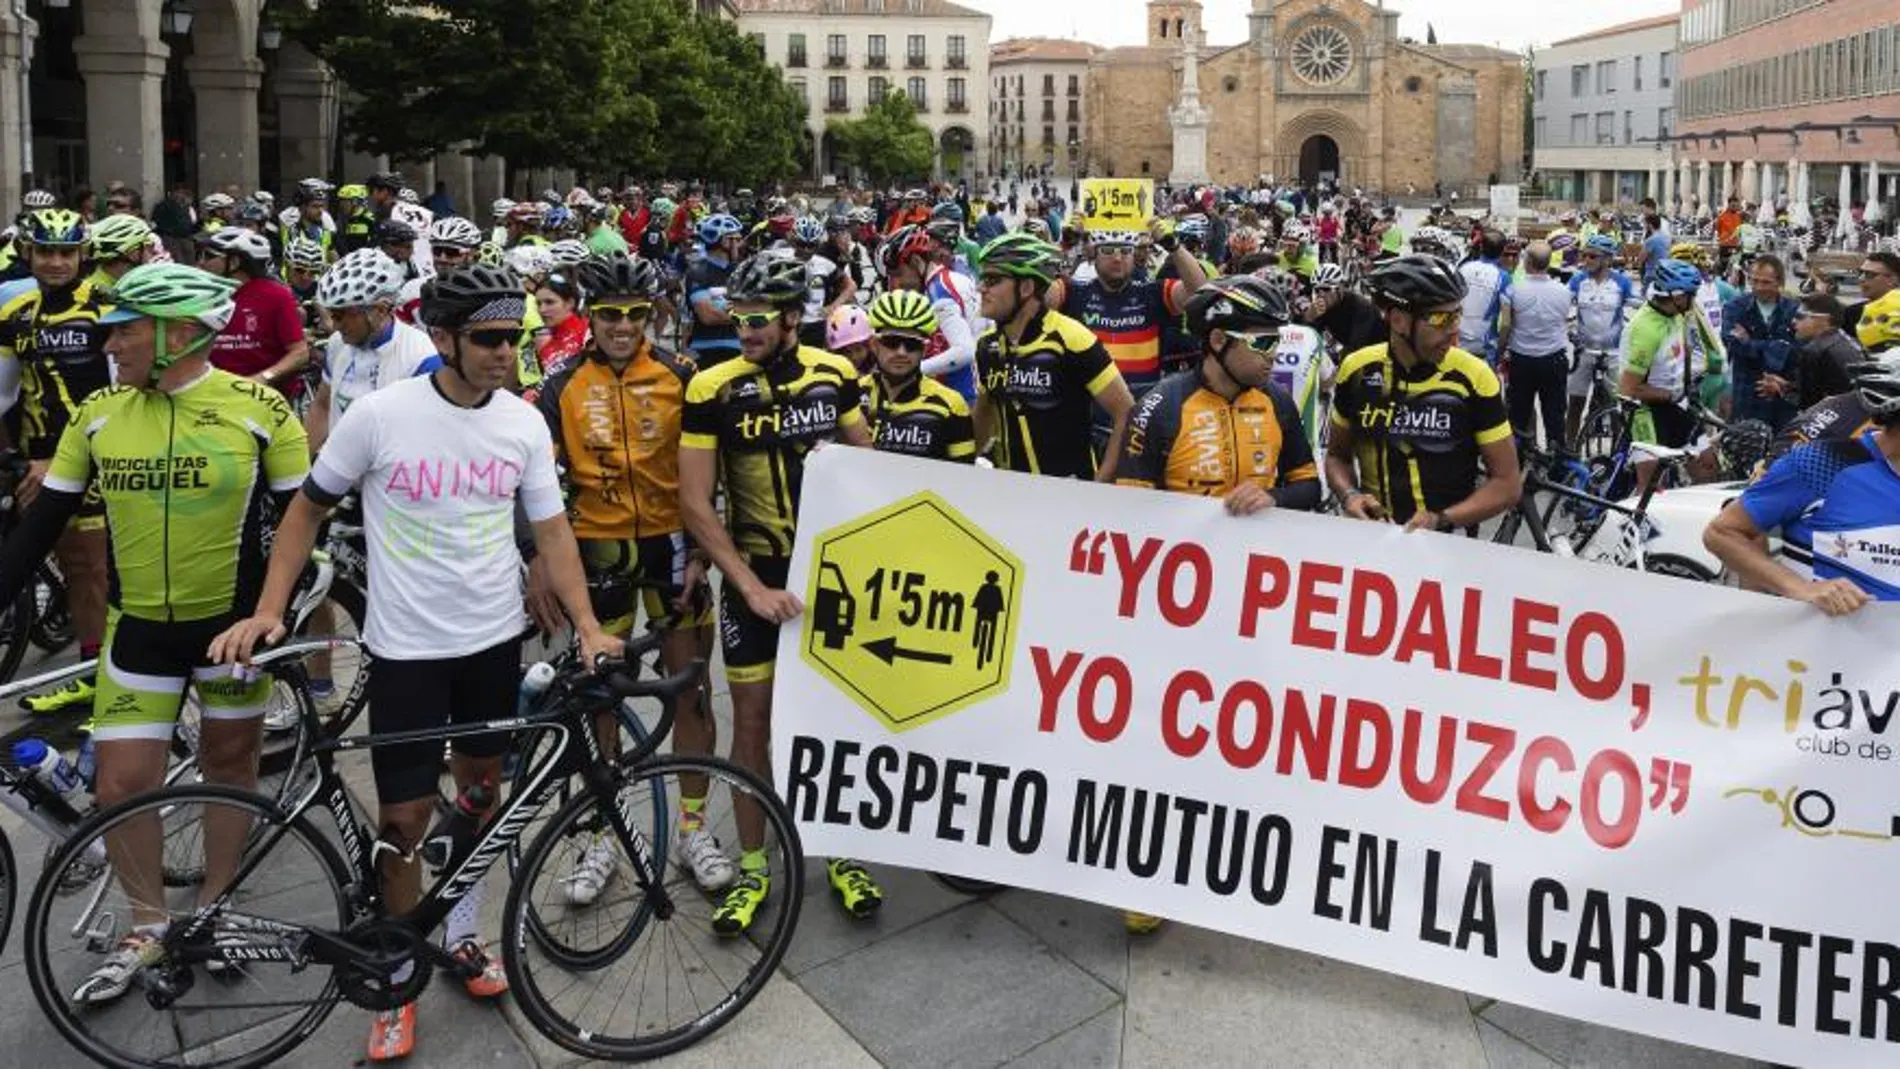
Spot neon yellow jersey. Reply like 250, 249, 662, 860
517, 299, 547, 390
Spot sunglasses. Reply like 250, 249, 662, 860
462, 327, 519, 349
1226, 330, 1282, 354
875, 333, 927, 352
196, 249, 224, 262
731, 312, 780, 330
1861, 268, 1896, 279
592, 302, 652, 324
1415, 308, 1461, 329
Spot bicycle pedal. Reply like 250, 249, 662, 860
82, 910, 118, 954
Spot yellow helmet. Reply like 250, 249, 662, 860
336, 183, 368, 201
867, 289, 937, 336
1858, 290, 1900, 354
1668, 242, 1710, 268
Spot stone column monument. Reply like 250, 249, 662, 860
1168, 31, 1212, 186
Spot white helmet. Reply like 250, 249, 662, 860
1282, 222, 1312, 243
549, 238, 590, 268
22, 189, 55, 209
277, 206, 301, 230
505, 244, 554, 279
429, 216, 483, 250
1312, 262, 1348, 288
491, 198, 516, 221
397, 188, 420, 204
250, 190, 275, 208
317, 248, 405, 310
199, 227, 272, 266
201, 192, 236, 212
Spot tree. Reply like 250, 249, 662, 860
284, 0, 805, 182
825, 91, 936, 185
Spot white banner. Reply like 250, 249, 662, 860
773, 448, 1900, 1068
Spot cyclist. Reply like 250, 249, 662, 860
286, 183, 334, 263
860, 290, 974, 462
974, 232, 1134, 480
1705, 361, 1900, 612
1668, 242, 1738, 344
199, 192, 236, 232
1052, 225, 1207, 409
306, 249, 439, 450
531, 268, 589, 381
1565, 234, 1639, 445
1617, 258, 1726, 460
678, 254, 876, 935
1274, 222, 1320, 281
0, 263, 308, 1003
1304, 261, 1387, 354
533, 252, 730, 904
1, 209, 113, 713
211, 263, 619, 1060
880, 224, 981, 402
684, 213, 746, 369
1326, 254, 1522, 530
197, 227, 311, 397
335, 184, 374, 254
1456, 229, 1512, 366
826, 303, 874, 373
84, 213, 157, 290
1767, 289, 1900, 461
790, 216, 854, 348
282, 236, 331, 339
1496, 241, 1575, 455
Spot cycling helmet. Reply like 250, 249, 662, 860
89, 214, 153, 261
317, 249, 405, 310
697, 213, 744, 247
649, 197, 677, 222
504, 244, 554, 279
475, 241, 505, 268
199, 226, 272, 267
428, 216, 483, 250
725, 253, 809, 308
929, 202, 965, 225
336, 184, 368, 201
507, 201, 546, 227
283, 235, 328, 273
250, 190, 275, 209
849, 206, 876, 227
1281, 222, 1311, 243
1857, 291, 1900, 353
573, 252, 661, 300
1718, 418, 1773, 478
1185, 274, 1291, 337
1410, 225, 1449, 252
539, 188, 564, 208
1366, 254, 1467, 310
867, 289, 937, 337
1647, 259, 1703, 298
1853, 359, 1900, 419
543, 206, 575, 234
548, 239, 590, 268
826, 304, 873, 350
396, 188, 420, 205
1177, 215, 1210, 244
97, 263, 239, 343
977, 232, 1062, 284
236, 201, 271, 225
1092, 230, 1142, 249
374, 219, 418, 246
22, 189, 56, 209
200, 192, 235, 212
420, 264, 526, 330
1584, 234, 1620, 257
825, 213, 854, 233
1668, 242, 1711, 268
791, 216, 826, 246
296, 177, 330, 199
880, 225, 937, 276
1226, 227, 1263, 256
1021, 218, 1052, 240
1311, 262, 1347, 289
1254, 268, 1304, 311
1549, 233, 1578, 252
491, 197, 517, 220
277, 207, 301, 230
366, 171, 406, 193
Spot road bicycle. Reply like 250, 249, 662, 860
0, 449, 77, 682
1492, 443, 1720, 581
24, 634, 804, 1067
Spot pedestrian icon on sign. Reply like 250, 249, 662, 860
972, 570, 1008, 670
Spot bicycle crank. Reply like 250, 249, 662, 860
330, 918, 435, 1011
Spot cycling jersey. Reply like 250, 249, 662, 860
681, 344, 865, 557
1622, 304, 1725, 404
922, 266, 980, 402
0, 278, 111, 458
538, 342, 696, 540
1330, 343, 1512, 524
322, 318, 442, 426
799, 254, 841, 327
975, 306, 1122, 480
1117, 367, 1317, 496
862, 373, 974, 462
1269, 325, 1332, 457
1059, 276, 1183, 397
1768, 391, 1875, 462
209, 276, 307, 393
536, 313, 589, 381
1742, 433, 1900, 600
1568, 271, 1637, 351
42, 368, 310, 620
1275, 247, 1320, 280
1457, 259, 1512, 361
683, 255, 739, 362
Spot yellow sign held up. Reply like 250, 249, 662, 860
1079, 178, 1154, 233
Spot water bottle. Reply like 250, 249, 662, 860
517, 661, 556, 717
75, 736, 97, 791
14, 738, 87, 810
419, 781, 496, 873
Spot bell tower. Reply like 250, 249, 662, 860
1146, 0, 1202, 49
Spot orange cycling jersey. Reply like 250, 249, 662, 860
1116, 367, 1317, 495
535, 342, 696, 539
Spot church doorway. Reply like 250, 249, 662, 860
1298, 135, 1340, 185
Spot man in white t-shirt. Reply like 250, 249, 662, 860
211, 263, 618, 1063
306, 249, 442, 451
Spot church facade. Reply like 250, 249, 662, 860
1084, 0, 1526, 192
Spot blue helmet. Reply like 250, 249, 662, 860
791, 216, 825, 245
1584, 234, 1620, 257
542, 206, 574, 232
1649, 259, 1703, 298
698, 213, 743, 247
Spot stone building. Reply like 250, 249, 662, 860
1084, 0, 1525, 191
988, 37, 1099, 177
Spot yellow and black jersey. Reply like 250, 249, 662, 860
974, 306, 1122, 479
1329, 343, 1512, 523
0, 278, 112, 459
681, 344, 864, 558
537, 342, 697, 541
862, 373, 975, 463
1116, 368, 1317, 495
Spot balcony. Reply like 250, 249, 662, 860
947, 100, 968, 113
825, 55, 848, 68
946, 56, 967, 70
867, 55, 887, 68
787, 53, 807, 68
906, 56, 928, 69
913, 98, 930, 113
826, 99, 850, 113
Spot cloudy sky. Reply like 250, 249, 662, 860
960, 0, 1680, 53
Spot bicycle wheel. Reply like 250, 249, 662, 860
168, 663, 320, 810
25, 785, 352, 1069
29, 562, 71, 654
503, 756, 804, 1062
0, 827, 15, 958
1644, 553, 1718, 584
0, 582, 33, 683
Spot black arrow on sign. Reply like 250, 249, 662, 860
863, 636, 954, 666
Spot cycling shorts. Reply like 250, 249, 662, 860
92, 609, 272, 743
366, 637, 520, 804
1566, 348, 1619, 398
718, 555, 788, 686
579, 534, 714, 635
1632, 402, 1697, 450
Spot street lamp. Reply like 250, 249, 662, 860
161, 0, 195, 37
260, 17, 281, 50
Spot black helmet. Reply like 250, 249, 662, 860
574, 252, 661, 300
725, 253, 808, 308
1718, 418, 1773, 479
1366, 254, 1467, 311
420, 264, 525, 329
1184, 275, 1291, 337
375, 219, 418, 245
366, 171, 406, 192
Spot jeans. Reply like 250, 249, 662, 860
1507, 351, 1569, 455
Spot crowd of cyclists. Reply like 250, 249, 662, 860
0, 167, 1896, 1061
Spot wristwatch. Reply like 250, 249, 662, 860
1433, 513, 1459, 534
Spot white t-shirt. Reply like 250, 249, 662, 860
309, 374, 564, 660
322, 319, 441, 428
801, 254, 839, 325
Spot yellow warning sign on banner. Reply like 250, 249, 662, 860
1079, 179, 1154, 233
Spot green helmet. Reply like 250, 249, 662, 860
867, 289, 936, 336
976, 232, 1061, 284
99, 264, 239, 332
89, 214, 153, 261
